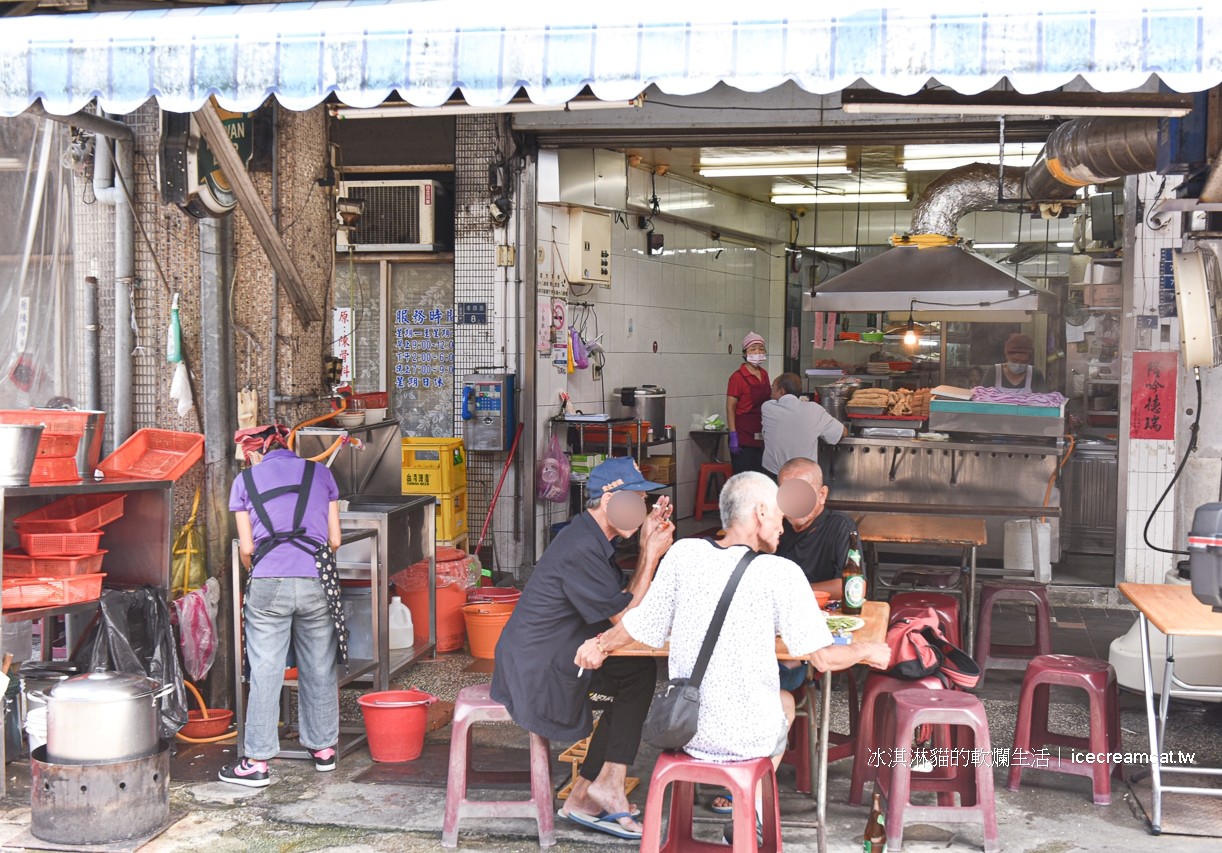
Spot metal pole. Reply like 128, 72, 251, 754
83, 276, 100, 411
200, 215, 237, 709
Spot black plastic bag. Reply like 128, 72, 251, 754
72, 586, 188, 739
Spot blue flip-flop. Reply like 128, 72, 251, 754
710, 791, 734, 814
566, 809, 643, 840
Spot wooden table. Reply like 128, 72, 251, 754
1119, 583, 1222, 834
618, 600, 889, 853
857, 513, 987, 655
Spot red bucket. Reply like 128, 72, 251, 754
466, 586, 521, 606
358, 689, 438, 762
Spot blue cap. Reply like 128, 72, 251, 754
586, 457, 664, 496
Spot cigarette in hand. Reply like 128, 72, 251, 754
578, 667, 584, 677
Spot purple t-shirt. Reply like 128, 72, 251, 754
229, 450, 339, 578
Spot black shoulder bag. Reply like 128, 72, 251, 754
642, 547, 758, 750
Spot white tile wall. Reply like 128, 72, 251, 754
1123, 175, 1184, 583
534, 194, 785, 547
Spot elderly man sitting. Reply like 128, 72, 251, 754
577, 472, 890, 842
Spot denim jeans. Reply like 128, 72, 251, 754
243, 576, 338, 760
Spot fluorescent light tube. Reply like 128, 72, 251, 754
902, 155, 1039, 171
772, 192, 909, 205
842, 89, 1194, 118
698, 164, 850, 177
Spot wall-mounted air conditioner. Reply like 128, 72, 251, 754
336, 179, 447, 252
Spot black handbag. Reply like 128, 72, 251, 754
641, 548, 758, 750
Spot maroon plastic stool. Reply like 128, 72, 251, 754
1007, 654, 1123, 805
889, 591, 963, 648
442, 684, 555, 848
640, 751, 782, 853
848, 673, 945, 806
694, 463, 733, 521
974, 580, 1051, 681
782, 672, 860, 793
875, 689, 1000, 853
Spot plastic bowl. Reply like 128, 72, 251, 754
180, 708, 234, 739
861, 331, 885, 343
364, 407, 388, 424
814, 590, 831, 609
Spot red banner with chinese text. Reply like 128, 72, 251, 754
1130, 351, 1177, 440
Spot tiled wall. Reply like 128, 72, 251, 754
1122, 174, 1183, 583
533, 199, 785, 547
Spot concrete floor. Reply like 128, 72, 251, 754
1, 582, 1219, 851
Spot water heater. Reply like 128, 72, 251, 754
462, 373, 516, 451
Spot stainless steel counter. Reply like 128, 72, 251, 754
821, 435, 1065, 563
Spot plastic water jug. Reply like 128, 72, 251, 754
388, 596, 414, 649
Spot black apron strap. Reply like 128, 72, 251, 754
245, 461, 321, 567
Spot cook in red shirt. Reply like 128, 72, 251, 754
726, 331, 770, 475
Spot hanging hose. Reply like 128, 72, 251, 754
1041, 434, 1076, 523
288, 399, 349, 463
1143, 368, 1203, 556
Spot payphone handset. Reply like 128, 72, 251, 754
462, 373, 516, 451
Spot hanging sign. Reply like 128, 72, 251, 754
1130, 351, 1177, 440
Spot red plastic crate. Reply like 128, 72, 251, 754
0, 410, 104, 472
29, 456, 79, 484
98, 428, 204, 481
35, 431, 80, 458
4, 550, 106, 578
19, 531, 104, 556
13, 493, 126, 534
2, 572, 106, 610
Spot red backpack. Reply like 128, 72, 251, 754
883, 607, 980, 689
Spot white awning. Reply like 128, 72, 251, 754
2, 0, 1219, 118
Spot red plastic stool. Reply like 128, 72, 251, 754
875, 689, 1000, 853
1007, 654, 1123, 805
975, 580, 1052, 682
889, 591, 963, 648
848, 673, 945, 806
694, 462, 734, 521
782, 672, 860, 793
442, 684, 555, 848
640, 751, 782, 853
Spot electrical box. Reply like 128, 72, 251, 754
568, 208, 611, 285
461, 373, 516, 451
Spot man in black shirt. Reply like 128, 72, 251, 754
492, 457, 672, 840
775, 456, 856, 599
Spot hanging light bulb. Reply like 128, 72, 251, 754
903, 309, 918, 346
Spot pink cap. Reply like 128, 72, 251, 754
742, 331, 766, 351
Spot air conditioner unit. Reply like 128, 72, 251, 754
336, 179, 445, 252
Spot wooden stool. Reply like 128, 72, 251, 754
848, 673, 945, 806
1007, 654, 1123, 805
640, 751, 782, 853
442, 684, 555, 848
889, 591, 963, 648
694, 462, 733, 521
975, 580, 1052, 682
875, 689, 999, 853
556, 722, 640, 801
782, 672, 859, 794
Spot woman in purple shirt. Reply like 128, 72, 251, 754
219, 425, 343, 788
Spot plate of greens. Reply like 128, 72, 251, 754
825, 615, 865, 634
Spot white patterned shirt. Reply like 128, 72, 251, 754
622, 539, 833, 762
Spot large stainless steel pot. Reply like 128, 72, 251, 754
0, 423, 44, 486
42, 671, 172, 764
611, 385, 666, 431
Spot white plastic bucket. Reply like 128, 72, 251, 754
1004, 520, 1052, 583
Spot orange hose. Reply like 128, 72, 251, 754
175, 680, 237, 743
1041, 434, 1076, 523
288, 400, 349, 462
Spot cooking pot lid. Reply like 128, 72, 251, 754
49, 670, 161, 702
19, 661, 82, 677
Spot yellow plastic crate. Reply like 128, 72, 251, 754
401, 437, 467, 494
436, 489, 468, 541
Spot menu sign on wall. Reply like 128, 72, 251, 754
1130, 351, 1177, 441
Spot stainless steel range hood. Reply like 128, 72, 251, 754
809, 243, 1053, 316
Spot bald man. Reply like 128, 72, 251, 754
775, 457, 857, 599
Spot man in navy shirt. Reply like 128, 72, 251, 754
492, 457, 672, 840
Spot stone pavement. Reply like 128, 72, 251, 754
0, 605, 1219, 852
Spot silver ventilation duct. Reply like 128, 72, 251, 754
811, 116, 1162, 313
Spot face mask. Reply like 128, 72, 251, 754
746, 353, 767, 365
1005, 360, 1026, 373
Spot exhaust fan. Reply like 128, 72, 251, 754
1173, 247, 1222, 369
